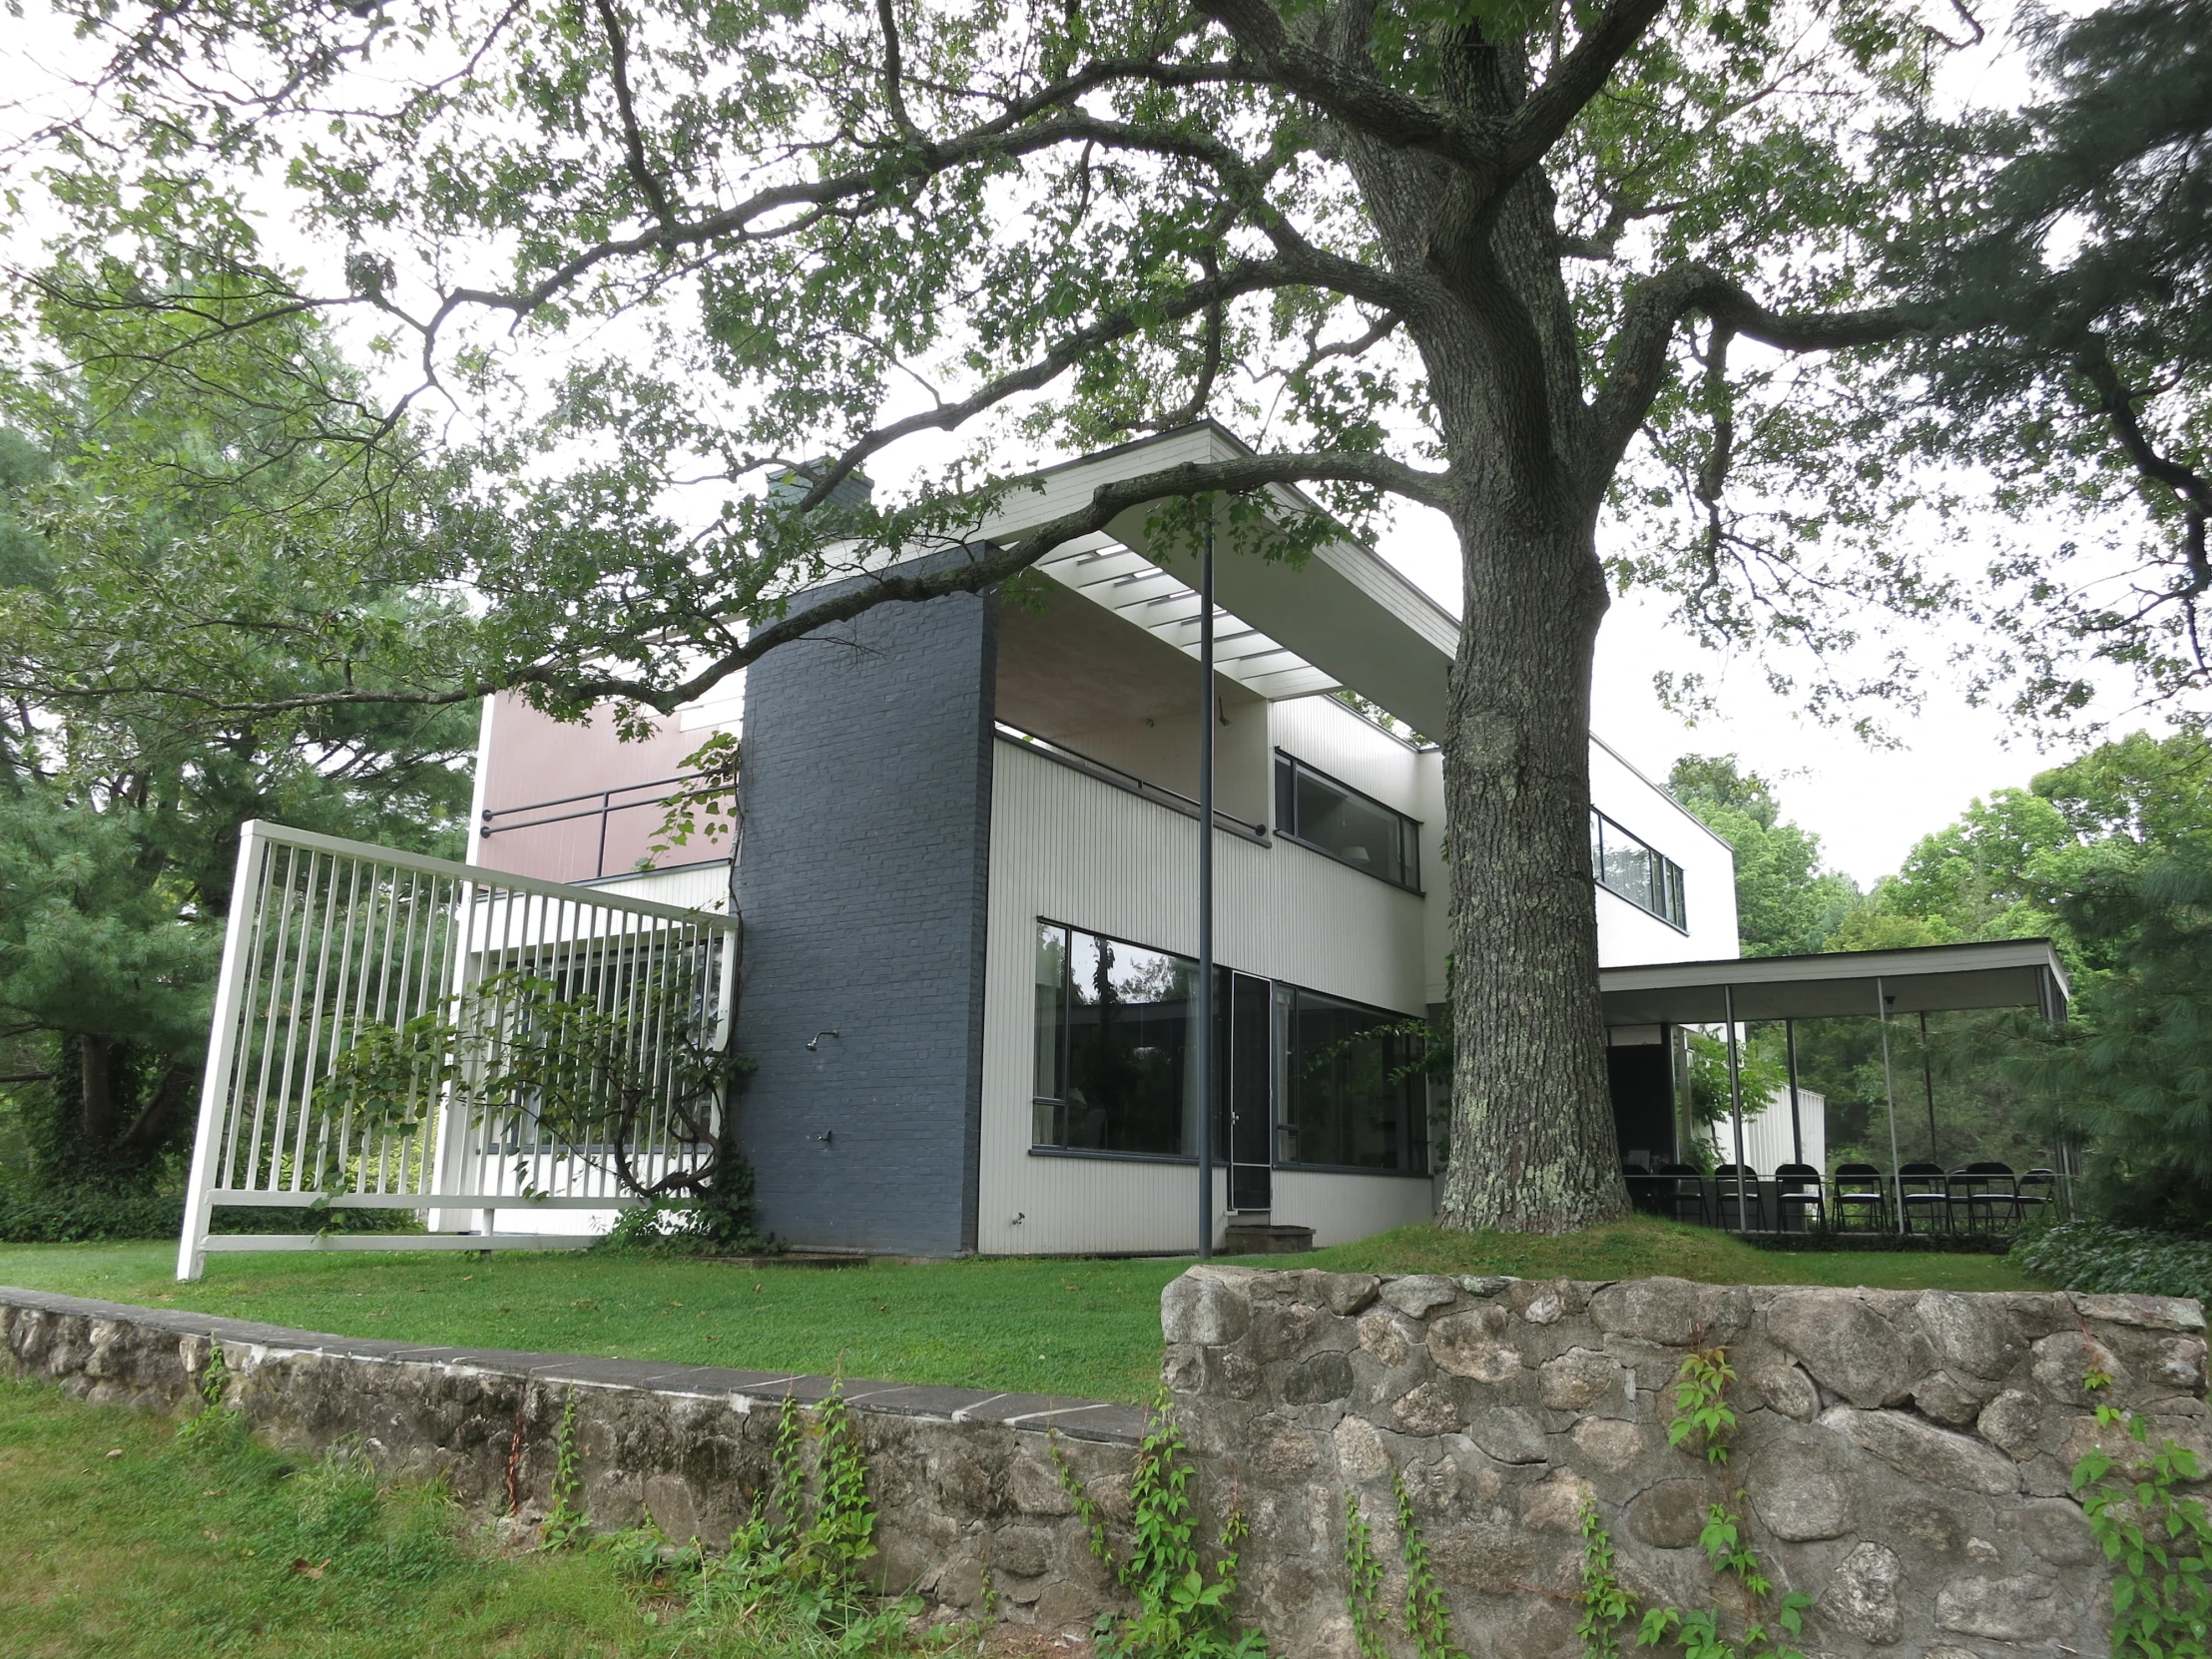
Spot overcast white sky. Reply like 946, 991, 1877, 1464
1379, 507, 2085, 888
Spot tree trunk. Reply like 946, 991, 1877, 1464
1436, 505, 1629, 1233
79, 1033, 118, 1147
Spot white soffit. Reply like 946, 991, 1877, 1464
982, 424, 1456, 736
1029, 532, 1343, 702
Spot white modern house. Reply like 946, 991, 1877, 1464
179, 425, 2082, 1273
456, 424, 1738, 1257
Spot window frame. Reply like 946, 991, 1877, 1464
1273, 980, 1432, 1178
1589, 810, 1689, 932
1272, 752, 1423, 893
1029, 917, 1208, 1160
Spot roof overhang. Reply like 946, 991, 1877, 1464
1599, 938, 2072, 1026
977, 423, 1457, 736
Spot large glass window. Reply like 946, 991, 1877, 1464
1274, 754, 1420, 890
1590, 811, 1688, 930
1277, 986, 1427, 1172
1032, 921, 1201, 1156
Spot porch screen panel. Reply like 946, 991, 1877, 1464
179, 821, 737, 1279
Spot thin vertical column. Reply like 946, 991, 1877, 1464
1196, 512, 1216, 1263
1877, 976, 1906, 1235
1723, 985, 1749, 1233
1919, 1010, 1940, 1166
1785, 1019, 1804, 1167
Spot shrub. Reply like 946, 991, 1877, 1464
0, 1188, 421, 1244
2010, 1220, 2212, 1304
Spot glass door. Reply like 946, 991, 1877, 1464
1224, 971, 1273, 1212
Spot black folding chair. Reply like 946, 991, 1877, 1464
1898, 1161, 1950, 1235
1832, 1163, 1889, 1232
1654, 1162, 1710, 1226
1623, 1162, 1663, 1217
1950, 1161, 2019, 1232
1775, 1162, 1827, 1234
1713, 1164, 1761, 1232
2015, 1167, 2060, 1224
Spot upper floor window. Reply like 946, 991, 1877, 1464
1274, 754, 1420, 890
1590, 810, 1687, 930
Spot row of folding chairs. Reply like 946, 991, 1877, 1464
1623, 1160, 2058, 1234
1830, 1162, 2059, 1234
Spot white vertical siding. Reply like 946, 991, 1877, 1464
581, 861, 733, 914
980, 741, 1431, 1256
1589, 737, 1739, 966
1709, 1087, 1828, 1174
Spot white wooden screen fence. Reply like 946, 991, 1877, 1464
178, 821, 738, 1280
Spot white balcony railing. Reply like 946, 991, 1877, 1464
178, 821, 738, 1279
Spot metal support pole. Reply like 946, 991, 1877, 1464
1919, 1010, 1939, 1166
1785, 1018, 1804, 1167
1724, 986, 1748, 1234
1196, 513, 1216, 1262
1877, 977, 1906, 1235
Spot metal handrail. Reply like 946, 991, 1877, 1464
993, 722, 1269, 839
480, 769, 728, 879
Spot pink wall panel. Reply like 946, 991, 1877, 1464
472, 693, 711, 882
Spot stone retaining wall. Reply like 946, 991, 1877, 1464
1164, 1268, 2210, 1658
4, 1273, 2204, 1658
0, 1287, 1138, 1631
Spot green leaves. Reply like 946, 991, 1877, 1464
1666, 1346, 1740, 1465
2072, 1376, 2212, 1658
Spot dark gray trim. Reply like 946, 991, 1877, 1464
1026, 1144, 1432, 1180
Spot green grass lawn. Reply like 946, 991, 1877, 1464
0, 1378, 993, 1658
0, 1219, 2038, 1406
0, 1379, 707, 1658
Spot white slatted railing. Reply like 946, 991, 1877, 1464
178, 821, 737, 1279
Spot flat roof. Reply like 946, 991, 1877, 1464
1599, 938, 2071, 1025
980, 423, 1456, 737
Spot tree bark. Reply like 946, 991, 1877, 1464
1435, 503, 1629, 1232
79, 1033, 118, 1146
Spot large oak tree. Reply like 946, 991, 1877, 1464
7, 0, 2194, 1228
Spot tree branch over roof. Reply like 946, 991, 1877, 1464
1582, 262, 1918, 494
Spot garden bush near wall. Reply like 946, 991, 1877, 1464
0, 1189, 421, 1244
2012, 1221, 2212, 1305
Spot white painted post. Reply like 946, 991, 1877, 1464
178, 821, 272, 1281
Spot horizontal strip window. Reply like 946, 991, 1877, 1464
1273, 753, 1420, 890
1590, 810, 1688, 931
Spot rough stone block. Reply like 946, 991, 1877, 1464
1820, 1541, 1904, 1644
1537, 1347, 1622, 1411
1768, 1292, 1921, 1407
1162, 1269, 1254, 1348
1824, 1406, 2021, 1496
1429, 1312, 1522, 1383
1745, 1439, 1852, 1541
1379, 1276, 1457, 1319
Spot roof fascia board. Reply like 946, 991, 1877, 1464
1600, 937, 2071, 1003
1589, 731, 1736, 854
